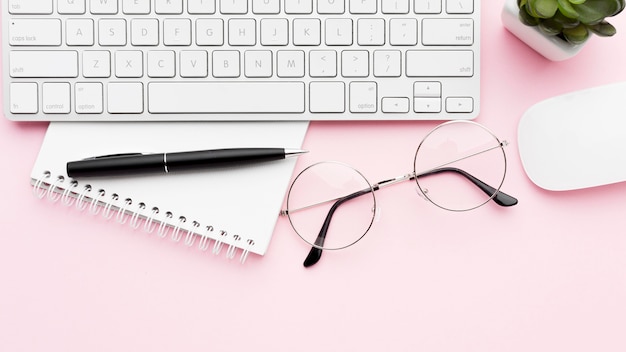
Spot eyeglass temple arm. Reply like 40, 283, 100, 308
303, 167, 518, 267
303, 186, 377, 268
414, 167, 518, 207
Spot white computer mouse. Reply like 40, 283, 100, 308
518, 81, 626, 191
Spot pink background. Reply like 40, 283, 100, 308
2, 2, 626, 351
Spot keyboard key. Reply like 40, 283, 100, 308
317, 0, 344, 14
382, 97, 409, 113
148, 51, 176, 77
9, 19, 61, 46
342, 50, 369, 77
10, 51, 78, 78
90, 0, 117, 14
325, 19, 353, 46
406, 50, 473, 77
285, 0, 313, 14
115, 51, 143, 78
253, 0, 280, 13
229, 19, 257, 46
422, 19, 474, 46
82, 51, 111, 78
244, 50, 273, 77
42, 82, 71, 114
196, 19, 224, 46
108, 82, 144, 113
447, 0, 473, 14
8, 0, 52, 14
58, 0, 86, 14
9, 83, 38, 113
357, 19, 385, 46
309, 50, 337, 77
180, 51, 209, 77
349, 82, 377, 113
155, 0, 183, 14
414, 0, 441, 13
212, 51, 240, 77
373, 50, 401, 77
350, 0, 376, 14
123, 0, 151, 14
188, 0, 216, 13
413, 81, 441, 97
310, 82, 345, 113
164, 19, 192, 46
446, 97, 473, 113
75, 82, 104, 114
66, 19, 94, 46
98, 19, 127, 46
293, 19, 321, 46
220, 0, 247, 14
414, 98, 441, 113
131, 19, 159, 46
382, 0, 409, 14
148, 82, 305, 113
389, 18, 417, 45
260, 19, 289, 46
277, 51, 305, 77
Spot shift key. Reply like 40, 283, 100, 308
10, 51, 78, 77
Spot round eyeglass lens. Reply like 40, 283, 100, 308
285, 161, 376, 250
413, 121, 507, 211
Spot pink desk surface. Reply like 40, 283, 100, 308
2, 2, 626, 351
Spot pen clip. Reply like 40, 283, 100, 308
84, 153, 144, 160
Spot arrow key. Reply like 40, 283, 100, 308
382, 97, 409, 113
414, 98, 441, 113
446, 97, 473, 113
413, 81, 441, 97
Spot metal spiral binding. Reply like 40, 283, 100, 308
75, 184, 92, 211
143, 207, 159, 233
32, 171, 255, 263
46, 175, 64, 202
170, 216, 186, 242
157, 211, 173, 238
212, 230, 227, 255
102, 194, 118, 220
115, 198, 132, 224
184, 221, 200, 247
61, 180, 78, 206
198, 226, 214, 251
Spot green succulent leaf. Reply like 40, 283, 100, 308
562, 24, 590, 43
528, 0, 559, 18
556, 0, 580, 18
520, 4, 541, 25
552, 11, 582, 27
539, 18, 565, 34
568, 0, 586, 4
587, 20, 618, 36
571, 0, 623, 24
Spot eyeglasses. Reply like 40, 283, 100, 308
280, 120, 518, 267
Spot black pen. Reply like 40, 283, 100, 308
66, 148, 308, 178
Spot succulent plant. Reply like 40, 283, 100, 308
518, 0, 625, 44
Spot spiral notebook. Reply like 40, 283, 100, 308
30, 121, 309, 262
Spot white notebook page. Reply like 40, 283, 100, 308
30, 121, 309, 257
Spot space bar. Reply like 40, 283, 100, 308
148, 82, 305, 113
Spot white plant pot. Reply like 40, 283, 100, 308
501, 0, 586, 61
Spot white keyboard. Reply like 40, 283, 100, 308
3, 0, 480, 121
